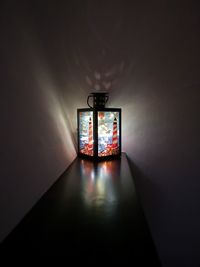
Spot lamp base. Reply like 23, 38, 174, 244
78, 152, 121, 162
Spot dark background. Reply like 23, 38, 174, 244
1, 1, 200, 266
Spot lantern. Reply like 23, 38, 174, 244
77, 92, 121, 160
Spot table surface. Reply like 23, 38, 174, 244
2, 153, 161, 265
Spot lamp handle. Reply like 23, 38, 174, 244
87, 95, 93, 108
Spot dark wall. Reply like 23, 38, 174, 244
1, 1, 200, 266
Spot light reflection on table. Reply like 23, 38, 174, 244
79, 159, 121, 218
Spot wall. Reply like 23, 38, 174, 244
1, 1, 200, 266
115, 2, 200, 266
0, 2, 77, 242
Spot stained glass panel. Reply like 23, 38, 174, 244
79, 111, 94, 156
98, 111, 120, 157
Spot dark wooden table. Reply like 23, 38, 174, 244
2, 153, 161, 265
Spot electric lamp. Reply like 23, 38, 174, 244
77, 92, 121, 160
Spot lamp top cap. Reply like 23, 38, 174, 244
87, 91, 109, 108
90, 91, 109, 96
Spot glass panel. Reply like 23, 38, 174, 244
79, 111, 93, 156
98, 111, 120, 157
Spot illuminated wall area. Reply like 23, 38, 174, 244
98, 111, 120, 157
79, 111, 94, 156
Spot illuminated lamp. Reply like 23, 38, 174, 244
77, 92, 121, 160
